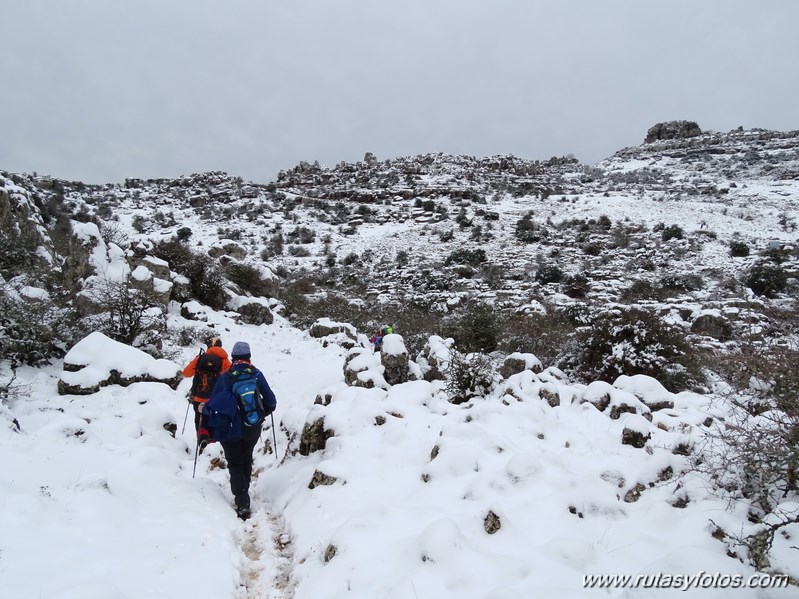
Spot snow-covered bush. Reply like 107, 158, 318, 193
444, 349, 498, 404
0, 281, 73, 366
568, 306, 700, 391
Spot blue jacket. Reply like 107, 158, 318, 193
203, 360, 277, 441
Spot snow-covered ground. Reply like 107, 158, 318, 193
1, 308, 796, 598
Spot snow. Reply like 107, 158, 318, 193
381, 333, 406, 355
60, 332, 181, 390
3, 308, 795, 598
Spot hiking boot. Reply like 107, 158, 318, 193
236, 506, 252, 521
197, 429, 212, 454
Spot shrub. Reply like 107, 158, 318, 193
287, 226, 316, 244
619, 279, 662, 303
562, 273, 590, 298
341, 252, 360, 266
661, 224, 684, 241
515, 213, 547, 243
695, 341, 799, 570
150, 238, 195, 272
746, 262, 788, 298
444, 350, 499, 404
597, 214, 612, 230
442, 301, 500, 353
659, 273, 704, 292
729, 240, 750, 257
444, 248, 486, 267
288, 245, 311, 257
498, 309, 577, 367
0, 281, 73, 366
79, 277, 166, 346
569, 306, 699, 391
535, 264, 564, 285
185, 256, 227, 309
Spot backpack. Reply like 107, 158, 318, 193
191, 349, 223, 401
230, 363, 267, 427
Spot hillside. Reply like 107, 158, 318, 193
1, 122, 798, 598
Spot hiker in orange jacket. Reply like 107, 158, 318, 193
183, 336, 232, 433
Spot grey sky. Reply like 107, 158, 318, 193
1, 0, 797, 184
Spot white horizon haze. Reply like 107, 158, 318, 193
1, 0, 797, 184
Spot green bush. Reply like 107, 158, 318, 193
442, 301, 500, 353
535, 264, 564, 285
444, 248, 487, 267
515, 213, 547, 243
661, 224, 684, 241
569, 306, 699, 391
746, 262, 788, 298
729, 240, 750, 257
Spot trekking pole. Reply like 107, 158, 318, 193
192, 440, 200, 478
271, 412, 278, 460
181, 401, 191, 435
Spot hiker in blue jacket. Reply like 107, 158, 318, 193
200, 341, 277, 520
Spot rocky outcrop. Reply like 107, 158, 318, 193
298, 417, 334, 456
645, 120, 702, 143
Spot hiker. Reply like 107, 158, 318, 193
370, 331, 383, 352
183, 336, 231, 440
200, 341, 277, 521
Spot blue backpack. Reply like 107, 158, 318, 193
230, 363, 267, 427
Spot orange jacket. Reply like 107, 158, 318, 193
183, 346, 232, 402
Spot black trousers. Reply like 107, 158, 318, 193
220, 425, 262, 510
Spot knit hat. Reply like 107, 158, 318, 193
231, 341, 251, 359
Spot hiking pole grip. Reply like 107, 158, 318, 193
271, 412, 278, 461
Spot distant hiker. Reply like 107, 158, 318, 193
370, 331, 383, 352
183, 336, 231, 444
200, 341, 277, 521
381, 324, 394, 336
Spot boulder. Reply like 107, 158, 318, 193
58, 332, 182, 395
309, 318, 357, 341
208, 239, 247, 260
690, 313, 732, 341
236, 301, 274, 326
499, 352, 543, 379
621, 414, 652, 449
644, 120, 702, 143
380, 334, 409, 386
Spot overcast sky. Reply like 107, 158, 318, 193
1, 0, 797, 184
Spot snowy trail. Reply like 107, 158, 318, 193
185, 313, 346, 599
